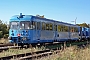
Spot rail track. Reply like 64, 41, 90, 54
0, 43, 14, 47
0, 46, 21, 52
0, 40, 89, 60
0, 48, 59, 60
0, 43, 20, 52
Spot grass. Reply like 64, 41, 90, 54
0, 43, 90, 60
38, 45, 90, 60
0, 38, 90, 60
0, 46, 46, 58
0, 38, 9, 44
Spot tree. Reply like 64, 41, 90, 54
77, 23, 89, 28
36, 15, 44, 18
0, 20, 2, 24
0, 31, 3, 38
0, 20, 9, 39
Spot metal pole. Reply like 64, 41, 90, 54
75, 17, 77, 25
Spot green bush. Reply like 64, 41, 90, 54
4, 34, 9, 39
0, 31, 3, 38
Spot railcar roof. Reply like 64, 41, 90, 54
33, 16, 79, 27
10, 15, 32, 21
10, 14, 80, 27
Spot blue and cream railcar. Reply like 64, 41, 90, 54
9, 13, 80, 45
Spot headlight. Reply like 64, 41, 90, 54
8, 36, 12, 40
9, 40, 13, 43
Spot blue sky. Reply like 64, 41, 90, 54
0, 0, 90, 24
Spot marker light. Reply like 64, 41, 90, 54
17, 34, 20, 36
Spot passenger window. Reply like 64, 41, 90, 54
46, 23, 49, 30
58, 25, 69, 32
64, 25, 69, 32
42, 22, 46, 30
74, 27, 78, 32
61, 25, 63, 32
37, 22, 40, 30
50, 23, 53, 31
70, 27, 74, 32
58, 25, 61, 32
54, 25, 57, 31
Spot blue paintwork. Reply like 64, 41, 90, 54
89, 28, 90, 38
10, 15, 32, 21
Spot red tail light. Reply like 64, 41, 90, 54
17, 34, 20, 36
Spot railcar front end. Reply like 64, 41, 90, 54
8, 13, 36, 45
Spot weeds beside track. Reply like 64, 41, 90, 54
0, 40, 90, 60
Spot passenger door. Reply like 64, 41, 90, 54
79, 27, 82, 39
54, 23, 57, 41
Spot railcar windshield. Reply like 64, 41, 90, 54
10, 22, 19, 29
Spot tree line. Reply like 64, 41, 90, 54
0, 20, 9, 39
77, 23, 90, 28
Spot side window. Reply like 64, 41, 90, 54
74, 27, 78, 32
37, 22, 41, 30
54, 25, 57, 31
46, 23, 49, 30
70, 27, 75, 32
32, 21, 36, 29
42, 22, 46, 30
63, 25, 65, 32
64, 25, 69, 32
50, 23, 53, 31
57, 25, 69, 32
60, 25, 63, 32
58, 25, 61, 32
25, 22, 30, 29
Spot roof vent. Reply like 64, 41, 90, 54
19, 13, 23, 18
20, 13, 22, 16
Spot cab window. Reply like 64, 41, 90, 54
10, 21, 19, 29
